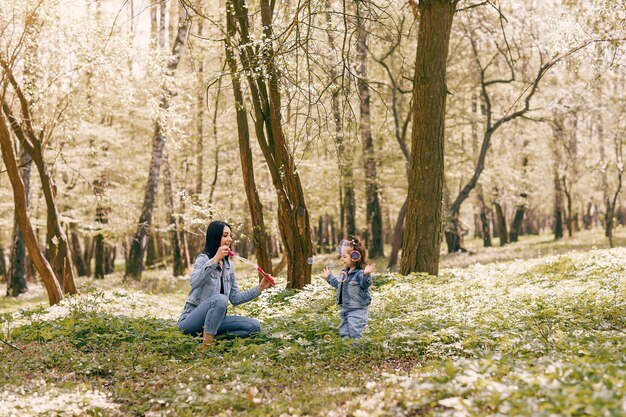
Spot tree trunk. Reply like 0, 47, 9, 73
509, 193, 527, 243
228, 0, 312, 288
325, 3, 356, 237
163, 155, 184, 276
387, 197, 407, 270
563, 179, 574, 237
125, 9, 190, 280
0, 239, 6, 283
31, 139, 77, 294
224, 21, 273, 277
195, 19, 204, 196
356, 1, 384, 258
553, 172, 564, 240
94, 234, 105, 278
94, 175, 108, 278
401, 0, 457, 276
476, 184, 491, 247
7, 145, 32, 296
0, 113, 63, 305
70, 223, 88, 277
1, 92, 77, 294
495, 202, 508, 246
105, 245, 116, 274
83, 236, 93, 277
551, 114, 566, 240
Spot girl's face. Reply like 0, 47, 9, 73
341, 247, 355, 269
221, 226, 233, 247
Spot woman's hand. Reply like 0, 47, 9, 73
212, 245, 231, 263
364, 263, 376, 275
259, 276, 273, 291
321, 267, 331, 279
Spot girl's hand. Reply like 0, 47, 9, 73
364, 263, 376, 275
321, 267, 331, 279
259, 276, 273, 291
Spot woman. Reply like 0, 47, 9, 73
178, 220, 272, 349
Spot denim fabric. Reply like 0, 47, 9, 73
338, 307, 368, 339
325, 268, 372, 308
185, 254, 261, 307
178, 294, 261, 337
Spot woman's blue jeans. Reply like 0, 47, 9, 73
178, 294, 261, 338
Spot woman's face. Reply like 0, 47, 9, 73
221, 225, 233, 247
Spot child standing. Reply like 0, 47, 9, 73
321, 237, 376, 339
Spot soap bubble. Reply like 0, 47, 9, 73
307, 257, 314, 265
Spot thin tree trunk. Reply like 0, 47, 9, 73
356, 1, 383, 258
83, 236, 93, 277
401, 0, 457, 276
477, 186, 491, 247
495, 202, 508, 246
94, 234, 105, 278
228, 0, 312, 288
325, 2, 356, 237
7, 145, 31, 296
0, 113, 63, 305
509, 193, 527, 243
224, 20, 273, 276
195, 19, 205, 196
387, 197, 407, 270
94, 175, 108, 278
1, 95, 77, 294
607, 137, 623, 248
163, 154, 184, 276
551, 114, 566, 240
0, 238, 6, 283
70, 223, 88, 277
125, 9, 190, 280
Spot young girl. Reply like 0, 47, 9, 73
321, 237, 375, 339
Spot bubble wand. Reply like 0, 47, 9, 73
228, 251, 276, 286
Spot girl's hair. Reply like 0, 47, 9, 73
346, 236, 369, 270
203, 220, 231, 259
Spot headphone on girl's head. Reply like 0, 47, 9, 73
349, 249, 361, 262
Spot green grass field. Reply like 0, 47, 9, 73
1, 229, 625, 416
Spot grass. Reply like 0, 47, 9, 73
0, 228, 625, 416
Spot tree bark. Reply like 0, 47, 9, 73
163, 154, 184, 276
325, 2, 356, 237
477, 186, 491, 247
228, 0, 312, 288
356, 1, 384, 258
7, 145, 31, 296
224, 24, 273, 276
495, 202, 508, 246
387, 197, 407, 270
70, 223, 88, 277
125, 9, 190, 280
401, 0, 457, 276
509, 194, 527, 243
0, 113, 63, 305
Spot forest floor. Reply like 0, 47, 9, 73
1, 228, 625, 416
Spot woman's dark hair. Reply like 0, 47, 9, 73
203, 220, 231, 258
347, 235, 369, 270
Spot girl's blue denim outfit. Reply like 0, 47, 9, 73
178, 254, 261, 338
325, 268, 372, 339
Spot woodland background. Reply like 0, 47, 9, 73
1, 0, 624, 303
1, 1, 626, 416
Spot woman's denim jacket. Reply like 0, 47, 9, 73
184, 253, 261, 307
325, 267, 372, 308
